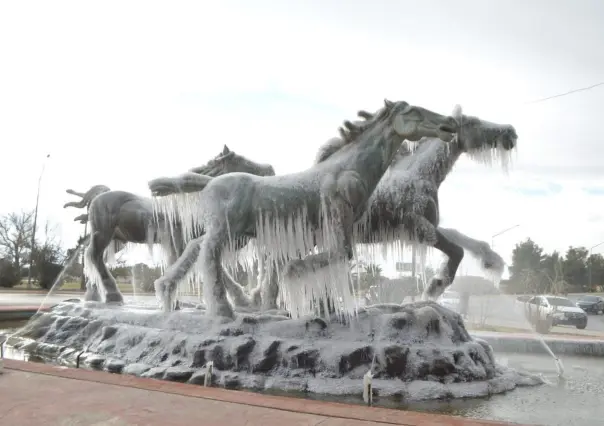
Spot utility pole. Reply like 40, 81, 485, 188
27, 154, 50, 288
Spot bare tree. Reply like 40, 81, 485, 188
30, 220, 66, 289
0, 210, 35, 272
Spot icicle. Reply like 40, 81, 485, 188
280, 255, 357, 320
465, 144, 514, 172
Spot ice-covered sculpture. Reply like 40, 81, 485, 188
70, 145, 275, 304
237, 107, 516, 310
150, 99, 459, 318
7, 104, 542, 403
355, 106, 516, 300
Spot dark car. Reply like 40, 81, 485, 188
576, 295, 604, 315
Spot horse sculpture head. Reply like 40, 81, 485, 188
189, 145, 276, 177
452, 105, 517, 168
342, 100, 458, 143
148, 146, 276, 196
316, 100, 459, 164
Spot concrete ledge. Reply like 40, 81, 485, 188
0, 305, 50, 321
2, 359, 522, 426
472, 331, 604, 357
0, 288, 84, 294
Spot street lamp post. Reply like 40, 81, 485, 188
491, 224, 520, 249
27, 154, 50, 289
588, 241, 604, 291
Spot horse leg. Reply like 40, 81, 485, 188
421, 225, 464, 301
83, 281, 101, 302
249, 257, 264, 308
199, 230, 235, 319
261, 258, 280, 310
85, 232, 124, 304
155, 235, 204, 312
437, 227, 505, 279
222, 265, 252, 308
249, 255, 279, 311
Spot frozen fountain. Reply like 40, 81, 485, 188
3, 100, 546, 408
6, 298, 542, 399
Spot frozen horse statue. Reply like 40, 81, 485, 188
355, 105, 516, 301
149, 99, 459, 319
76, 145, 275, 304
229, 107, 516, 311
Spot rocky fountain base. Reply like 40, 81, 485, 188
4, 300, 542, 401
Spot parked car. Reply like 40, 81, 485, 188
575, 295, 604, 315
522, 295, 588, 333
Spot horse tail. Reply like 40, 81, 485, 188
82, 230, 103, 292
74, 213, 88, 224
438, 227, 505, 282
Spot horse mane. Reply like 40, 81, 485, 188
314, 101, 396, 164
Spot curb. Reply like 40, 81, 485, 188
2, 359, 523, 426
0, 306, 51, 322
472, 331, 604, 357
0, 289, 84, 294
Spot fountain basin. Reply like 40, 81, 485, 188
4, 300, 542, 401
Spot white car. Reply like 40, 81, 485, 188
522, 294, 588, 332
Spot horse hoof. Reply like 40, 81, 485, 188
105, 292, 124, 304
211, 301, 235, 319
84, 289, 102, 302
423, 278, 446, 301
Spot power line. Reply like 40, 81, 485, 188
523, 81, 604, 105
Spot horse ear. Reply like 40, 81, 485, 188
452, 104, 463, 121
384, 99, 394, 108
222, 145, 230, 154
343, 120, 357, 131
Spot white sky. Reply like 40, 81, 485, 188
1, 0, 604, 278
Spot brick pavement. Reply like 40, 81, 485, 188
0, 359, 522, 426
